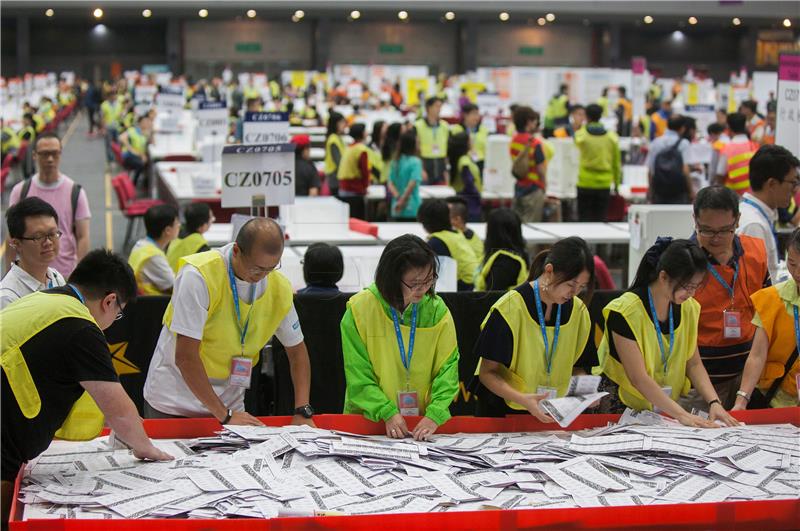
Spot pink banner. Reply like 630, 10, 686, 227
779, 53, 800, 82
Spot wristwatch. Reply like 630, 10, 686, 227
736, 390, 750, 402
221, 408, 233, 424
294, 405, 314, 419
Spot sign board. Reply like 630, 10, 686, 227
235, 42, 262, 54
154, 72, 173, 86
406, 78, 430, 106
518, 46, 544, 56
134, 85, 157, 103
631, 57, 648, 120
776, 53, 800, 158
142, 64, 170, 74
156, 91, 184, 112
242, 112, 289, 145
221, 143, 295, 207
379, 43, 404, 54
195, 101, 228, 142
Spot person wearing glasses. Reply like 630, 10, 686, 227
736, 144, 800, 282
1, 249, 172, 526
594, 238, 739, 428
341, 235, 459, 441
679, 186, 769, 412
0, 197, 66, 309
6, 132, 91, 278
472, 237, 595, 420
144, 218, 315, 428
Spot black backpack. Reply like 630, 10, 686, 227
19, 178, 82, 236
652, 139, 686, 198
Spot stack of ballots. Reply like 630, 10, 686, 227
17, 411, 799, 520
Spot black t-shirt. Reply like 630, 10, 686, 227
427, 235, 451, 257
483, 254, 523, 292
1, 287, 119, 481
295, 158, 321, 196
605, 287, 683, 361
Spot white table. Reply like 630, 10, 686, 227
529, 222, 631, 245
149, 132, 198, 161
285, 227, 377, 246
205, 223, 233, 247
366, 185, 458, 201
156, 161, 220, 202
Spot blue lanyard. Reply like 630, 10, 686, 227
390, 304, 417, 379
228, 250, 256, 354
67, 283, 85, 304
533, 280, 561, 374
707, 262, 738, 302
794, 306, 800, 360
647, 287, 674, 372
742, 198, 779, 249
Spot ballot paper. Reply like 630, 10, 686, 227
539, 392, 608, 427
17, 417, 800, 521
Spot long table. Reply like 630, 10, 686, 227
10, 409, 799, 530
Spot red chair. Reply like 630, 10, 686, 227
115, 172, 160, 206
0, 166, 11, 193
1, 153, 15, 168
606, 193, 628, 222
593, 255, 616, 290
111, 175, 164, 252
111, 142, 125, 167
349, 217, 378, 238
163, 155, 196, 162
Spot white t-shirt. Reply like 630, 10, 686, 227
737, 192, 779, 282
131, 238, 175, 292
143, 243, 303, 417
0, 263, 66, 309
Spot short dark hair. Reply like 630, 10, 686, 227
349, 123, 366, 141
727, 112, 748, 135
585, 104, 603, 123
618, 86, 627, 97
425, 96, 442, 109
235, 217, 284, 255
68, 249, 137, 305
667, 115, 686, 131
568, 104, 585, 113
375, 234, 438, 310
749, 144, 800, 191
302, 242, 344, 286
445, 196, 468, 223
144, 204, 179, 239
461, 103, 478, 114
396, 129, 417, 158
371, 120, 385, 148
33, 131, 61, 151
6, 197, 59, 239
417, 199, 451, 234
631, 238, 707, 294
512, 106, 539, 132
739, 100, 757, 114
529, 237, 595, 300
693, 185, 740, 217
184, 202, 212, 234
707, 123, 725, 136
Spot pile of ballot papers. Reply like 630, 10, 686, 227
17, 410, 799, 520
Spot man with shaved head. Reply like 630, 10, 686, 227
144, 218, 315, 426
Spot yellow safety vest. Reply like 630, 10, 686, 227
32, 114, 45, 133
451, 124, 489, 162
368, 147, 385, 183
1, 292, 104, 440
128, 241, 169, 296
415, 118, 449, 159
464, 231, 484, 264
474, 290, 590, 409
324, 134, 346, 175
124, 127, 147, 157
243, 86, 261, 101
166, 233, 208, 273
454, 155, 483, 193
429, 230, 479, 286
346, 289, 457, 417
163, 251, 293, 380
337, 142, 370, 181
101, 100, 122, 127
2, 126, 20, 152
593, 292, 698, 411
474, 250, 528, 292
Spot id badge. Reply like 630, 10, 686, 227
431, 144, 441, 156
537, 386, 558, 400
229, 357, 253, 388
653, 386, 673, 414
397, 391, 419, 416
723, 310, 742, 339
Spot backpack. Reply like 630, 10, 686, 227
651, 139, 686, 198
19, 178, 82, 236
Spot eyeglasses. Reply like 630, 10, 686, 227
679, 281, 705, 293
782, 179, 800, 190
248, 261, 281, 276
401, 274, 438, 291
19, 231, 62, 244
35, 150, 61, 159
112, 293, 125, 321
696, 225, 736, 239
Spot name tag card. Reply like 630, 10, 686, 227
221, 143, 295, 207
242, 112, 289, 145
196, 101, 229, 142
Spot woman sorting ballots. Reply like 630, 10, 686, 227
341, 235, 459, 441
594, 238, 739, 427
471, 237, 596, 420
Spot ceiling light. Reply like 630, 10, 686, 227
537, 17, 546, 26
292, 15, 300, 22
198, 9, 208, 18
688, 16, 698, 25
546, 13, 555, 22
643, 15, 653, 24
142, 9, 152, 18
671, 30, 685, 41
247, 9, 256, 18
783, 18, 792, 28
499, 12, 510, 22
350, 10, 361, 20
732, 17, 741, 26
93, 8, 103, 19
294, 10, 304, 19
445, 11, 455, 21
398, 11, 408, 21
45, 8, 54, 17
92, 23, 107, 35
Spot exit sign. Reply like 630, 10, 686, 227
519, 46, 544, 56
235, 42, 262, 53
379, 43, 404, 54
